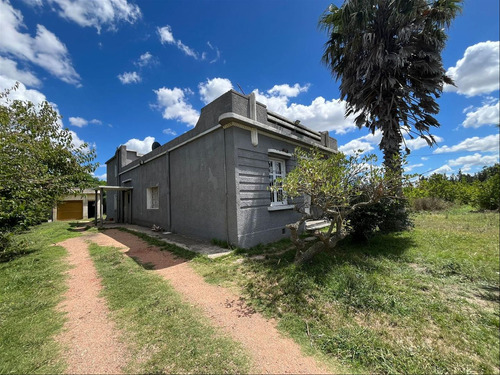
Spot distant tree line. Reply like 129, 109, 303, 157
405, 164, 500, 210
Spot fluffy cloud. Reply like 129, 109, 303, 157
462, 100, 499, 128
444, 41, 499, 96
253, 89, 356, 134
68, 116, 102, 127
157, 25, 198, 59
0, 75, 46, 105
198, 77, 233, 104
338, 130, 442, 156
135, 51, 156, 67
124, 136, 155, 155
405, 135, 443, 151
0, 56, 41, 87
44, 0, 141, 33
0, 1, 80, 85
434, 134, 499, 154
432, 164, 454, 175
448, 153, 499, 172
117, 71, 141, 84
267, 83, 309, 98
154, 87, 199, 126
339, 130, 382, 155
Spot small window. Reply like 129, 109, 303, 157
147, 186, 159, 209
269, 158, 287, 206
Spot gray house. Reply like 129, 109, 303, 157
106, 90, 337, 248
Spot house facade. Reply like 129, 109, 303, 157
106, 90, 337, 248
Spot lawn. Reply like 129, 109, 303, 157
0, 221, 93, 374
191, 209, 500, 374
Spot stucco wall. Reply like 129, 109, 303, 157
231, 126, 303, 248
169, 128, 228, 241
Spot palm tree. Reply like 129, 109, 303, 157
320, 0, 462, 175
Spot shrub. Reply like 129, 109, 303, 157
412, 197, 451, 211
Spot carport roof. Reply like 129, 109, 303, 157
94, 186, 133, 191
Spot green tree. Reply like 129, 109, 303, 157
319, 0, 462, 173
278, 148, 400, 264
0, 86, 97, 233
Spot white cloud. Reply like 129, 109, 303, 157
45, 0, 141, 33
405, 163, 424, 172
92, 172, 107, 181
162, 128, 177, 136
135, 51, 156, 67
0, 75, 46, 105
432, 164, 454, 175
434, 134, 499, 154
0, 56, 41, 87
254, 89, 356, 134
157, 25, 175, 44
444, 41, 499, 96
157, 25, 198, 59
267, 83, 309, 98
117, 71, 141, 84
462, 100, 499, 128
198, 77, 233, 104
405, 136, 444, 152
0, 1, 80, 85
68, 116, 102, 127
448, 153, 499, 172
154, 87, 199, 127
69, 116, 87, 127
339, 130, 382, 155
124, 136, 155, 155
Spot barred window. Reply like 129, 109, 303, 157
269, 158, 287, 206
147, 186, 159, 209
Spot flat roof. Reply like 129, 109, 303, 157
95, 186, 133, 191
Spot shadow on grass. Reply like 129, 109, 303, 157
67, 222, 92, 232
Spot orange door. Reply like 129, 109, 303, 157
57, 201, 83, 220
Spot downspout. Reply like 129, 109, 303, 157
167, 151, 172, 232
223, 127, 230, 245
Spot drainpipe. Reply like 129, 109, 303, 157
167, 151, 172, 232
223, 127, 230, 245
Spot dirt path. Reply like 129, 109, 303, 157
56, 236, 126, 374
94, 229, 332, 374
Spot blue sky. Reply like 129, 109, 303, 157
1, 0, 498, 181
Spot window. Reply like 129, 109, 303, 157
269, 158, 287, 206
147, 186, 159, 209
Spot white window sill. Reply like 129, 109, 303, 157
268, 204, 294, 212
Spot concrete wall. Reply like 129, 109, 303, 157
119, 154, 170, 229
230, 126, 303, 248
169, 128, 228, 241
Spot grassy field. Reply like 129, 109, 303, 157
191, 209, 500, 374
88, 242, 251, 374
0, 221, 93, 374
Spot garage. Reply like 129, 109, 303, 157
56, 200, 83, 221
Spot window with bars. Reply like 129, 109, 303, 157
269, 158, 287, 206
147, 186, 159, 209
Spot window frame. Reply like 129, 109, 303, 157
146, 186, 159, 210
268, 158, 287, 206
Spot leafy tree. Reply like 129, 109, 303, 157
319, 0, 462, 173
277, 149, 401, 264
0, 86, 97, 234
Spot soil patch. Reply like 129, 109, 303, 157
56, 235, 126, 374
101, 229, 332, 374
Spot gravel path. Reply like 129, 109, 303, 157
56, 236, 126, 374
97, 229, 332, 374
